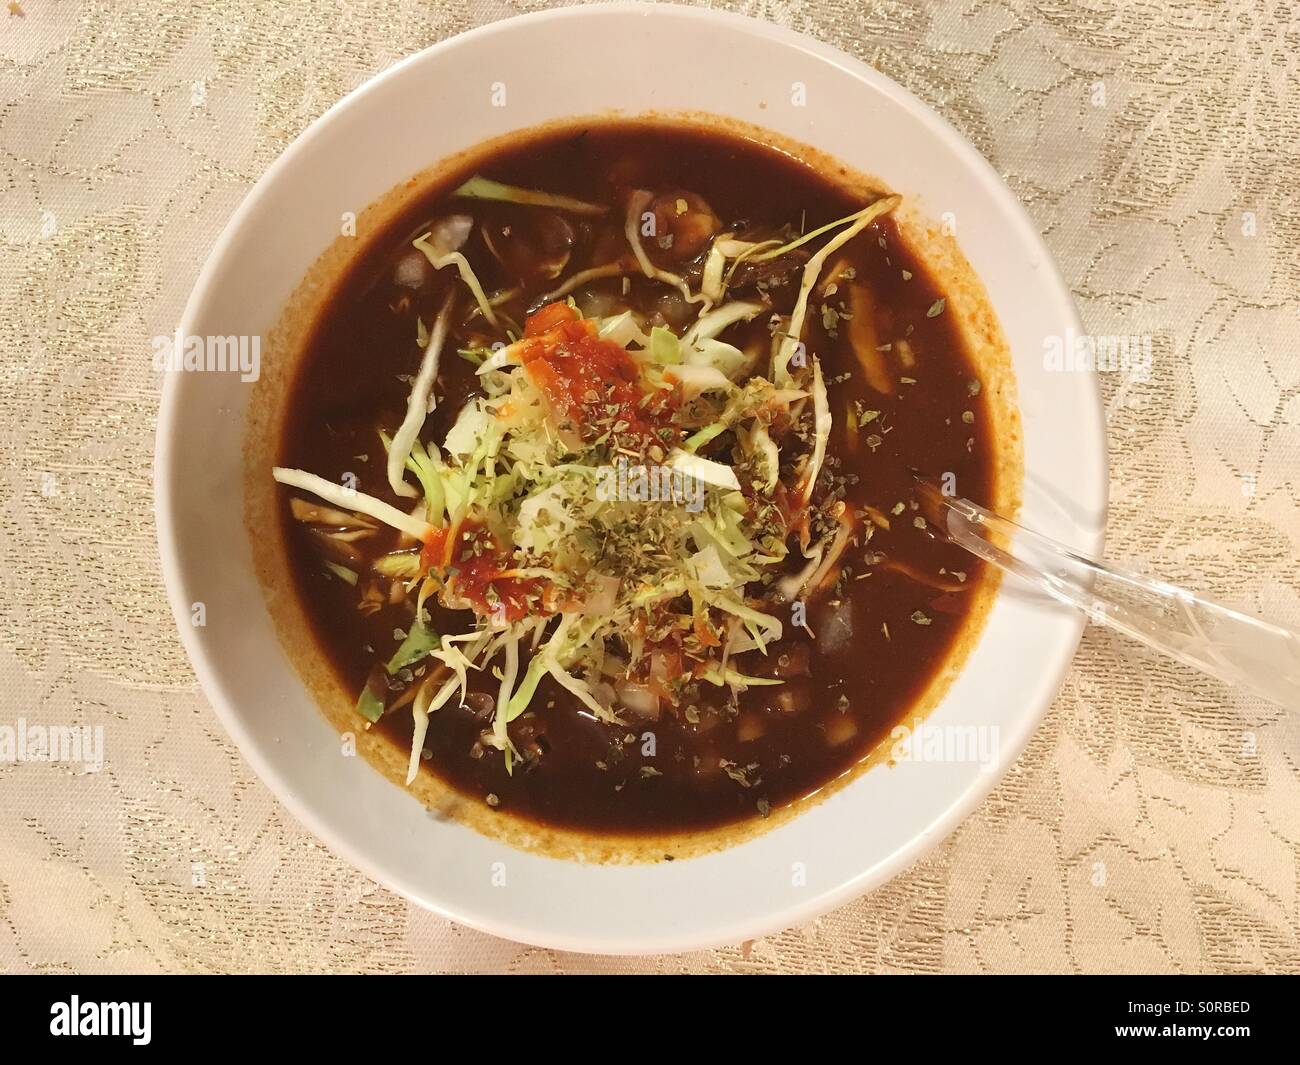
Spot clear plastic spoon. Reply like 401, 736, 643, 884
914, 476, 1300, 709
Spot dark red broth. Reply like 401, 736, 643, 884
278, 123, 993, 834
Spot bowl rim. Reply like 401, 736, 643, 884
154, 1, 1107, 954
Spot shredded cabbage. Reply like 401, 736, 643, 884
272, 468, 433, 540
745, 422, 780, 493
624, 189, 708, 305
537, 263, 625, 305
683, 301, 763, 345
664, 363, 733, 398
443, 397, 493, 460
454, 175, 608, 216
598, 310, 649, 348
648, 326, 682, 364
492, 633, 521, 764
412, 233, 499, 329
356, 685, 384, 724
387, 293, 453, 499
701, 237, 730, 303
387, 616, 440, 672
406, 701, 430, 784
668, 448, 741, 492
774, 195, 900, 386
802, 358, 831, 507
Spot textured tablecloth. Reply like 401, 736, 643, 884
2, 0, 1297, 974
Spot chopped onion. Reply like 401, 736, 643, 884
616, 682, 660, 720
817, 598, 855, 656
430, 214, 473, 251
578, 574, 621, 616
394, 251, 432, 289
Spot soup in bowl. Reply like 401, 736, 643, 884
252, 117, 1017, 851
158, 5, 1104, 952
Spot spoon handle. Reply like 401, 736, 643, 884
933, 494, 1300, 710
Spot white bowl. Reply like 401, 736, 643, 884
155, 3, 1105, 954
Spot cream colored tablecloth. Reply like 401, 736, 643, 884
2, 0, 1297, 974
